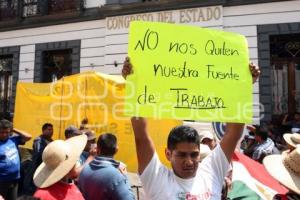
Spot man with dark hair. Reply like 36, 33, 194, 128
282, 112, 300, 133
0, 119, 32, 200
97, 133, 118, 156
122, 57, 261, 199
23, 123, 53, 195
79, 133, 134, 200
64, 125, 82, 139
252, 126, 274, 162
32, 123, 53, 171
168, 126, 200, 149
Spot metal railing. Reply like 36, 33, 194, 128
48, 0, 82, 15
106, 0, 161, 4
0, 0, 84, 21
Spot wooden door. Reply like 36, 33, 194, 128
271, 58, 300, 115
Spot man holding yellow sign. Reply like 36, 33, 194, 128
123, 21, 260, 200
125, 21, 252, 123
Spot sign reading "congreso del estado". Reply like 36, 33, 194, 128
106, 6, 222, 30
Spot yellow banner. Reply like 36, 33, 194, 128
125, 21, 253, 123
13, 72, 181, 172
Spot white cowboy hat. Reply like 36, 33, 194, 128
200, 144, 211, 162
199, 130, 214, 142
283, 133, 300, 148
33, 134, 87, 188
263, 145, 300, 194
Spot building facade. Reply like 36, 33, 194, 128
0, 0, 299, 124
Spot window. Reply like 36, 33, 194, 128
35, 40, 80, 83
42, 49, 72, 82
0, 55, 13, 119
48, 0, 78, 14
270, 34, 300, 115
0, 0, 17, 20
22, 0, 39, 17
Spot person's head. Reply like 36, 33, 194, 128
79, 118, 89, 130
33, 134, 87, 188
64, 125, 81, 139
0, 119, 12, 141
166, 125, 200, 179
245, 134, 256, 146
83, 130, 96, 152
97, 133, 118, 157
199, 130, 217, 150
246, 124, 259, 135
294, 112, 300, 121
254, 126, 269, 142
42, 123, 53, 139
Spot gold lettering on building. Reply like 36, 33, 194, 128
106, 6, 222, 30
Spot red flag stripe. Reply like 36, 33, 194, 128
232, 151, 289, 195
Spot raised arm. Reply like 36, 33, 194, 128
220, 123, 244, 161
220, 63, 260, 161
131, 118, 155, 174
123, 57, 155, 174
281, 114, 289, 125
13, 128, 32, 143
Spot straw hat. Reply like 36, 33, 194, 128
263, 145, 300, 194
33, 134, 87, 188
283, 133, 300, 148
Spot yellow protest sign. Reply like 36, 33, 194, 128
125, 21, 252, 123
13, 72, 181, 172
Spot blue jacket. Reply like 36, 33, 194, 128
32, 136, 51, 170
0, 136, 22, 181
79, 156, 135, 200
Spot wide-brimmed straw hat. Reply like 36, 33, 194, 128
33, 134, 87, 188
263, 145, 300, 194
283, 133, 300, 148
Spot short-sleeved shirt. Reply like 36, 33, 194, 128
140, 144, 230, 200
0, 136, 22, 181
34, 181, 85, 200
252, 138, 274, 161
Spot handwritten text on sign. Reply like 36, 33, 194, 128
125, 21, 252, 123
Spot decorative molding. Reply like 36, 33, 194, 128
0, 0, 286, 32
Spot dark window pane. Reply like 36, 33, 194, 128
270, 33, 300, 58
48, 0, 79, 14
0, 0, 17, 21
0, 55, 13, 118
23, 0, 39, 17
270, 34, 300, 119
42, 49, 72, 83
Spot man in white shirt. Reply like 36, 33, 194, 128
122, 58, 260, 200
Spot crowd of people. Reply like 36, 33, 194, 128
0, 58, 299, 200
0, 119, 134, 200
